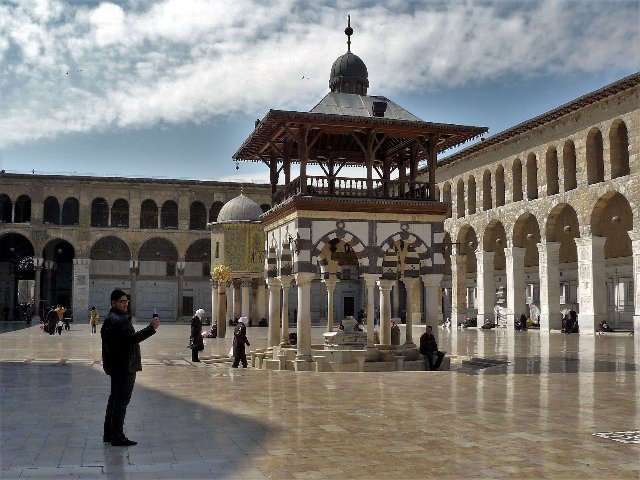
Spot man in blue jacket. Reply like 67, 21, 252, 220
101, 289, 160, 446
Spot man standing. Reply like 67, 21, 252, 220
101, 290, 159, 447
419, 325, 445, 371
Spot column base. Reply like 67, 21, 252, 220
576, 314, 609, 335
294, 358, 314, 371
539, 312, 562, 332
451, 313, 466, 329
505, 314, 517, 331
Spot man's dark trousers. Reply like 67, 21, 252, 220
426, 351, 444, 371
104, 373, 136, 441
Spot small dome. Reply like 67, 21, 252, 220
216, 194, 262, 223
329, 52, 369, 95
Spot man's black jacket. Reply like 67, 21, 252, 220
101, 308, 155, 375
419, 332, 438, 355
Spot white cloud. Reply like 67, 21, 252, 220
0, 0, 638, 148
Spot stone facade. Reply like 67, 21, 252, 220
0, 174, 271, 321
429, 73, 639, 334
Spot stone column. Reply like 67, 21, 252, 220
505, 245, 526, 330
210, 279, 218, 327
33, 258, 43, 317
72, 258, 90, 320
45, 260, 55, 307
392, 279, 400, 317
217, 281, 227, 338
279, 275, 293, 347
295, 272, 315, 361
241, 278, 251, 322
176, 262, 185, 318
421, 273, 443, 325
401, 276, 418, 346
129, 260, 139, 317
575, 235, 607, 334
476, 250, 495, 326
537, 241, 561, 331
232, 280, 241, 321
225, 280, 233, 325
266, 278, 281, 347
450, 247, 467, 328
377, 279, 394, 344
323, 276, 338, 332
631, 232, 640, 336
361, 273, 379, 346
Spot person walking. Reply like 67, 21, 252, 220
46, 307, 57, 335
101, 289, 159, 447
190, 308, 205, 363
90, 306, 99, 335
419, 325, 445, 371
231, 318, 250, 368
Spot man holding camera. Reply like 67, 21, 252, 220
101, 289, 160, 447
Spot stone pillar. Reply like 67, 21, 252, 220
241, 278, 251, 322
217, 281, 227, 338
231, 280, 240, 321
476, 250, 495, 326
225, 280, 233, 326
210, 279, 218, 327
392, 279, 400, 317
361, 273, 379, 346
505, 245, 526, 330
421, 273, 443, 325
538, 241, 561, 331
72, 258, 90, 320
129, 260, 139, 317
45, 260, 55, 307
450, 248, 467, 328
266, 277, 281, 347
279, 275, 293, 347
33, 258, 43, 317
401, 276, 418, 346
631, 233, 640, 336
323, 276, 338, 332
377, 279, 394, 344
295, 272, 315, 361
575, 235, 607, 334
176, 262, 185, 318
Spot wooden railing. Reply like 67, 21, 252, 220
273, 176, 435, 205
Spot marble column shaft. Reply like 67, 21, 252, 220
279, 275, 293, 347
295, 272, 315, 361
450, 250, 467, 328
575, 236, 607, 334
505, 246, 526, 330
421, 273, 443, 325
377, 279, 394, 344
401, 276, 418, 345
537, 241, 561, 331
266, 278, 281, 347
631, 234, 640, 336
361, 274, 379, 346
33, 258, 43, 316
217, 281, 228, 339
323, 277, 338, 332
241, 279, 251, 321
210, 280, 218, 326
476, 250, 495, 325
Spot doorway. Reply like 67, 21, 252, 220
343, 296, 354, 318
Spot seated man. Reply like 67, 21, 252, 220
601, 320, 613, 332
419, 326, 445, 371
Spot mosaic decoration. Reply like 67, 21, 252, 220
592, 431, 640, 444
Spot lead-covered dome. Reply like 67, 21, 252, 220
329, 52, 369, 95
216, 194, 262, 223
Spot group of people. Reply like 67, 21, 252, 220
42, 304, 70, 335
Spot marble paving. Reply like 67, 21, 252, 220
0, 321, 638, 479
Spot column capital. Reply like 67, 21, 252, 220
73, 258, 90, 266
401, 276, 419, 287
323, 278, 338, 290
294, 272, 315, 287
210, 279, 219, 289
421, 273, 443, 287
34, 257, 44, 268
240, 278, 252, 288
376, 278, 395, 291
266, 277, 282, 289
629, 230, 640, 243
360, 273, 380, 287
575, 235, 606, 248
278, 274, 294, 286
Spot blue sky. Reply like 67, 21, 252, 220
1, 0, 638, 184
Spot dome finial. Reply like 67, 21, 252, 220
345, 14, 353, 53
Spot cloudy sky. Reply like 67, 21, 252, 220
1, 0, 638, 183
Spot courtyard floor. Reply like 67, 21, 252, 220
0, 321, 638, 479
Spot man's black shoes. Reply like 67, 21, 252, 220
103, 436, 111, 443
111, 438, 137, 447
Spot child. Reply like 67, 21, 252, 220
56, 318, 63, 335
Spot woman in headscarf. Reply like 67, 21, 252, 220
232, 317, 250, 368
190, 309, 205, 362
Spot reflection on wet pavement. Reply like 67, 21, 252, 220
0, 323, 638, 479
